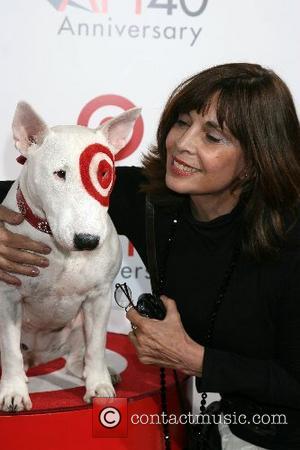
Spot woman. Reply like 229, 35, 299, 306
0, 63, 299, 449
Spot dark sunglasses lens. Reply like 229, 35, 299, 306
114, 283, 132, 308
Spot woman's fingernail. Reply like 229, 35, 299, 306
31, 268, 40, 276
40, 259, 49, 267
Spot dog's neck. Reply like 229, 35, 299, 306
17, 171, 52, 235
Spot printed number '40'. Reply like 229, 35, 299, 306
148, 0, 177, 15
148, 0, 208, 16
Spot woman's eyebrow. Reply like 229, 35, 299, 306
178, 111, 191, 118
203, 120, 222, 132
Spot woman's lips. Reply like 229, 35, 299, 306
170, 157, 201, 177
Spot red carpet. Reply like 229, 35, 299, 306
0, 333, 187, 450
0, 333, 183, 413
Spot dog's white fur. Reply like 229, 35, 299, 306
0, 102, 140, 412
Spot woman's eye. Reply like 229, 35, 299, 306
206, 134, 222, 143
176, 118, 189, 127
54, 170, 66, 180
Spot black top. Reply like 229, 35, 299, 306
1, 166, 300, 449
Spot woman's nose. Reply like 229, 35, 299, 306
176, 128, 198, 154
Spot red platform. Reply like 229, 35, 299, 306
0, 333, 188, 450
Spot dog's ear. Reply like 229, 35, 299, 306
12, 102, 49, 155
97, 107, 141, 153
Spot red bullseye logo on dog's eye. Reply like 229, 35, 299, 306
80, 144, 115, 207
98, 160, 113, 190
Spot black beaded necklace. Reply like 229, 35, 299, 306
146, 196, 240, 449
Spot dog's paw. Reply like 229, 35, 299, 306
84, 383, 116, 403
0, 379, 32, 412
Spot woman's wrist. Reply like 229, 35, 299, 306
180, 337, 205, 377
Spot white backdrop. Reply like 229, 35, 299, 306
1, 0, 299, 335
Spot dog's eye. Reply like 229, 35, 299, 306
54, 170, 66, 180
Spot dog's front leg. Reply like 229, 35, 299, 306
0, 289, 31, 412
82, 287, 115, 403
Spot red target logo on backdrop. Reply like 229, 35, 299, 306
78, 95, 144, 161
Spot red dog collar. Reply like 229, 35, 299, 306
16, 185, 52, 235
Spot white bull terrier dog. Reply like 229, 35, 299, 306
0, 102, 140, 412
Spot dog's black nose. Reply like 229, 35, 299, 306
74, 233, 100, 251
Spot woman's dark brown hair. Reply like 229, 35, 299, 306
141, 63, 300, 259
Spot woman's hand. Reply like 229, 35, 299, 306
0, 205, 51, 286
126, 295, 204, 376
